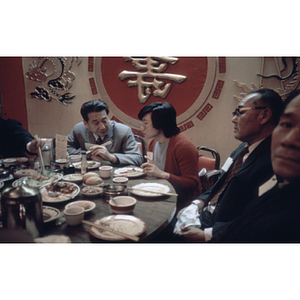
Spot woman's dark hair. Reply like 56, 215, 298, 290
138, 102, 180, 138
248, 88, 284, 126
80, 100, 109, 122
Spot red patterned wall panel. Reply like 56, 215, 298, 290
197, 103, 213, 120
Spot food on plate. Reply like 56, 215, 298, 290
63, 174, 83, 181
81, 186, 102, 195
45, 182, 77, 194
82, 172, 99, 182
85, 176, 103, 186
25, 172, 61, 187
82, 172, 103, 186
118, 167, 142, 175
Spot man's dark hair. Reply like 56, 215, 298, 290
283, 89, 300, 109
248, 88, 284, 126
80, 100, 109, 122
138, 102, 180, 138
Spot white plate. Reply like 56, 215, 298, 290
89, 215, 147, 241
43, 206, 61, 223
14, 169, 37, 178
81, 186, 103, 197
65, 200, 96, 213
63, 174, 83, 182
40, 181, 80, 203
130, 182, 171, 197
73, 161, 101, 170
12, 173, 63, 188
114, 167, 145, 178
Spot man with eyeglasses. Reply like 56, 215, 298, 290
210, 89, 300, 242
174, 88, 284, 241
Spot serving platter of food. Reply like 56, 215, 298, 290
40, 181, 80, 203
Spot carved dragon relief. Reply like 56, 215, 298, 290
26, 57, 82, 105
234, 57, 300, 101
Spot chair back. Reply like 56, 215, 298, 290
134, 135, 146, 162
197, 146, 221, 193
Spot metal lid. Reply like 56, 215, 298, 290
2, 184, 40, 200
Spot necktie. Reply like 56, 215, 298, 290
96, 137, 102, 145
208, 146, 249, 206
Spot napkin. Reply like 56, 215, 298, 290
34, 235, 71, 243
173, 204, 201, 235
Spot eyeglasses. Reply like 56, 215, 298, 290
232, 106, 267, 117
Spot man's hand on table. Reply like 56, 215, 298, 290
179, 226, 206, 242
89, 146, 118, 164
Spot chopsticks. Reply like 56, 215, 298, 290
82, 220, 139, 242
113, 171, 144, 177
128, 187, 178, 197
86, 140, 112, 154
34, 134, 45, 175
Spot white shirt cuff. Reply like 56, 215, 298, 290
204, 227, 213, 241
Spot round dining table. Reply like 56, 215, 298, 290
1, 164, 177, 243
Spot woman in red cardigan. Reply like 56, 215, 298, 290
138, 102, 201, 212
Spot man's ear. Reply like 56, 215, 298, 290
83, 120, 89, 129
260, 108, 272, 125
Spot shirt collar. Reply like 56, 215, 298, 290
243, 139, 264, 162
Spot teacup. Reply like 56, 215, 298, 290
64, 206, 85, 226
99, 166, 113, 178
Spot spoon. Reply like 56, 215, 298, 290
48, 191, 58, 197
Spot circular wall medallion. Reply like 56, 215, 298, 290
94, 57, 216, 128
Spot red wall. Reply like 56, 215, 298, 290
0, 57, 28, 129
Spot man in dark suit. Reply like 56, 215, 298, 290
176, 88, 284, 241
210, 89, 300, 242
0, 117, 43, 158
67, 100, 143, 166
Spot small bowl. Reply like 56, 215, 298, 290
99, 166, 113, 178
109, 196, 137, 214
3, 158, 17, 168
103, 184, 127, 198
64, 206, 85, 226
113, 177, 129, 184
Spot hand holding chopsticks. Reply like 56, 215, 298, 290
86, 140, 112, 154
34, 134, 45, 175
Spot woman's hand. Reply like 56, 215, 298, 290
141, 156, 169, 179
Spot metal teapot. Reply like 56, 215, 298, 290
1, 183, 44, 239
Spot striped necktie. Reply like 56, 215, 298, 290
208, 146, 249, 206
